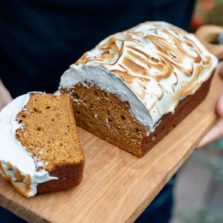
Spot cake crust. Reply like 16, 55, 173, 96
37, 161, 84, 194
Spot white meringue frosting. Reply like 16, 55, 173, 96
0, 93, 57, 197
60, 21, 218, 130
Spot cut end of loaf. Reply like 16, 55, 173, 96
15, 93, 84, 194
61, 84, 148, 157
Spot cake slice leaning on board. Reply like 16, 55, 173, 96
59, 21, 218, 157
0, 93, 84, 197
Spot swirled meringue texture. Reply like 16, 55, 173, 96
0, 93, 57, 197
60, 21, 218, 131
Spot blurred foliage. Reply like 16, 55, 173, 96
192, 0, 223, 30
192, 140, 223, 182
207, 4, 223, 26
176, 206, 223, 223
175, 141, 223, 223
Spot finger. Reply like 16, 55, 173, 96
216, 94, 223, 117
218, 61, 223, 78
0, 80, 12, 110
197, 118, 223, 148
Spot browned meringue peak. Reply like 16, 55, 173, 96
76, 22, 212, 84
69, 21, 217, 126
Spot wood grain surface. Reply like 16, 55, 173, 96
0, 70, 222, 223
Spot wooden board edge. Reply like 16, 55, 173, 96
125, 112, 218, 223
0, 192, 50, 223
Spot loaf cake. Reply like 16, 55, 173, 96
59, 21, 218, 157
0, 93, 84, 197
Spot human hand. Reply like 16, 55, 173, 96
197, 62, 223, 148
0, 80, 12, 110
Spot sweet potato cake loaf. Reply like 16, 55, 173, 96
59, 21, 218, 157
0, 93, 84, 197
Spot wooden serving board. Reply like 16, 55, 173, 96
0, 70, 222, 223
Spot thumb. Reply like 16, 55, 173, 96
218, 61, 223, 78
197, 94, 223, 148
216, 94, 223, 117
0, 80, 12, 110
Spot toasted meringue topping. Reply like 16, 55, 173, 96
60, 21, 218, 130
0, 94, 57, 197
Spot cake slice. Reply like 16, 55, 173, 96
59, 21, 218, 157
0, 93, 84, 197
